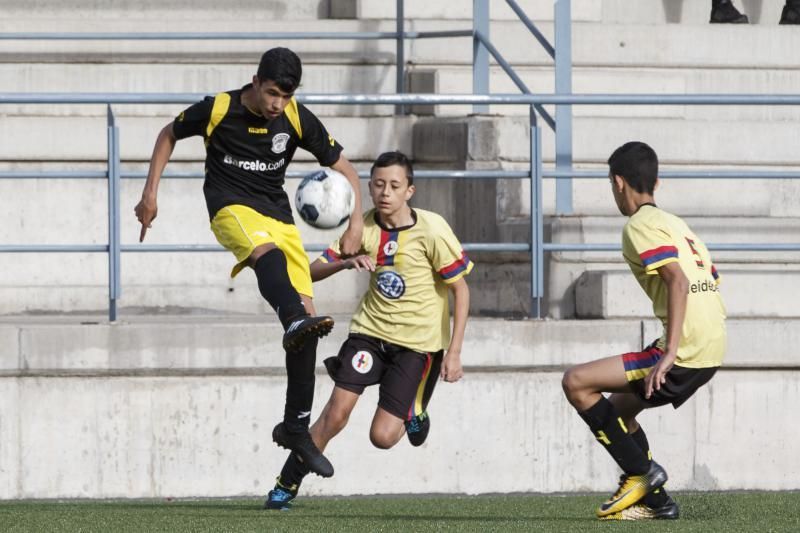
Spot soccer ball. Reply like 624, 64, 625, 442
295, 168, 356, 229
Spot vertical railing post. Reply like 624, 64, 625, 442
554, 0, 573, 214
106, 105, 121, 322
395, 0, 406, 115
530, 120, 544, 319
472, 0, 489, 114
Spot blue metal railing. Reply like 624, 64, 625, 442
3, 92, 800, 321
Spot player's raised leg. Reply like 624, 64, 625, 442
562, 354, 667, 517
245, 240, 334, 478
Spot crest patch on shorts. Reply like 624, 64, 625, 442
351, 350, 374, 374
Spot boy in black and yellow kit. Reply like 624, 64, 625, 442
562, 142, 726, 520
135, 47, 364, 478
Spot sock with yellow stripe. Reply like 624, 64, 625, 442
630, 427, 670, 507
579, 397, 650, 476
277, 453, 311, 494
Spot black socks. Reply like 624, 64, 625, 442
579, 397, 651, 476
630, 427, 670, 508
254, 249, 307, 329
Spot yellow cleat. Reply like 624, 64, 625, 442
596, 462, 668, 518
599, 496, 679, 520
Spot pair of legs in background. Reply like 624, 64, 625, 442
562, 342, 717, 520
711, 0, 800, 23
266, 333, 442, 510
212, 204, 335, 476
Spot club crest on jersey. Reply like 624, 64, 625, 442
351, 350, 373, 374
383, 240, 398, 257
376, 271, 405, 299
271, 132, 290, 154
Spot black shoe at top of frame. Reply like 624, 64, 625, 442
404, 411, 431, 447
282, 315, 334, 352
264, 485, 297, 511
710, 1, 749, 23
272, 422, 334, 478
780, 4, 800, 24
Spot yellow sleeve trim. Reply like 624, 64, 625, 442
644, 257, 679, 275
205, 92, 231, 140
284, 97, 303, 140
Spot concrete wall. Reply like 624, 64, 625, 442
0, 317, 798, 499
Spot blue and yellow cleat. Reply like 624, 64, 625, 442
596, 461, 668, 518
599, 495, 679, 520
263, 486, 297, 511
405, 411, 430, 447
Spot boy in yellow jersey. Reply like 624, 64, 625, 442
134, 47, 364, 478
561, 141, 726, 520
264, 151, 473, 510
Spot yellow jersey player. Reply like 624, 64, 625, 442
562, 141, 726, 520
134, 47, 364, 478
264, 151, 473, 510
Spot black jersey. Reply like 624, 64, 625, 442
172, 84, 344, 223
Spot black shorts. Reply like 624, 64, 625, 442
323, 333, 442, 421
624, 343, 719, 408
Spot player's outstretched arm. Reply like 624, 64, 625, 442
309, 255, 374, 282
330, 155, 363, 256
645, 261, 689, 398
134, 122, 177, 242
442, 277, 469, 383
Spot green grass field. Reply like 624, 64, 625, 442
1, 492, 798, 532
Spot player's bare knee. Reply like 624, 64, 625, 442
561, 367, 582, 401
369, 427, 400, 450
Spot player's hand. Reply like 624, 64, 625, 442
441, 350, 463, 383
134, 195, 158, 242
644, 351, 676, 399
344, 255, 375, 273
339, 220, 363, 257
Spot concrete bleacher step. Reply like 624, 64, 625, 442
6, 62, 800, 122
3, 18, 798, 70
576, 268, 800, 318
546, 215, 800, 318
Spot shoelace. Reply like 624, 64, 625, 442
406, 417, 421, 433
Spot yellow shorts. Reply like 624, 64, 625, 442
210, 204, 313, 297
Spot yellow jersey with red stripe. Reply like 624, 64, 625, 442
622, 204, 726, 369
319, 208, 473, 352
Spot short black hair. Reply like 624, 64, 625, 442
256, 47, 302, 92
370, 151, 414, 186
607, 141, 658, 194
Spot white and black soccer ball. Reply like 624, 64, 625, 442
295, 168, 356, 229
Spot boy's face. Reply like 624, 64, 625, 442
369, 164, 415, 217
251, 77, 294, 119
